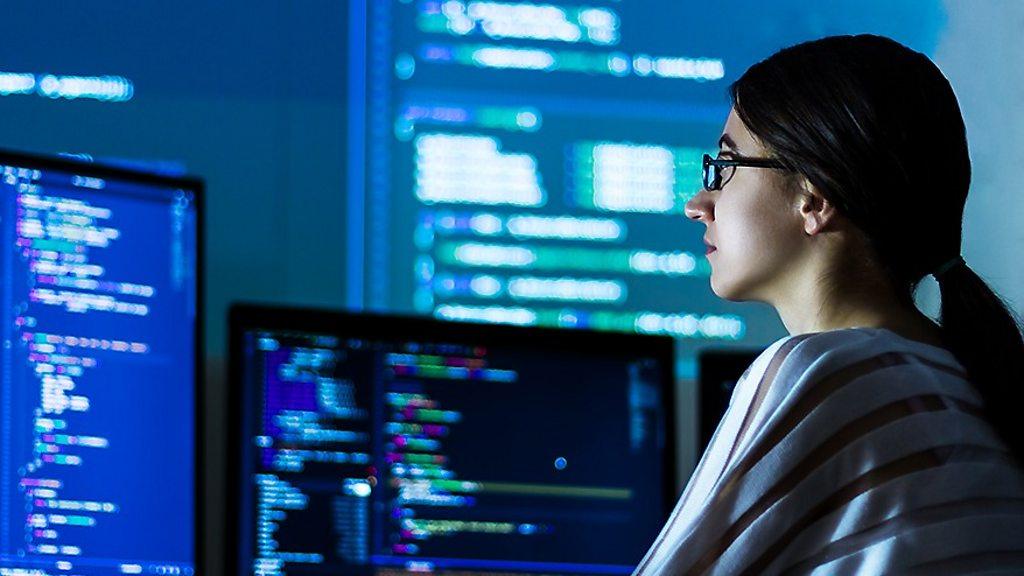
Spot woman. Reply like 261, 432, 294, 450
635, 35, 1024, 575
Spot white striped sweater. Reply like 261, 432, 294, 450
634, 327, 1024, 575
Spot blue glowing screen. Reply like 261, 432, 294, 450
352, 0, 945, 378
233, 311, 673, 576
0, 156, 198, 575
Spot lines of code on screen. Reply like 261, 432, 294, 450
0, 162, 197, 575
238, 328, 667, 576
361, 1, 792, 374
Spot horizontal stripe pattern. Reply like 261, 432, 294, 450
633, 327, 1024, 576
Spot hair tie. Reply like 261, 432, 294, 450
933, 255, 965, 279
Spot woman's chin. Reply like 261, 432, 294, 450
709, 273, 747, 302
709, 274, 728, 299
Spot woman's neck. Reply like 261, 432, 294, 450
771, 270, 944, 348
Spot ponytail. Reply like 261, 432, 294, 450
937, 263, 1024, 461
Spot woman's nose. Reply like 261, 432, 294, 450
684, 188, 714, 222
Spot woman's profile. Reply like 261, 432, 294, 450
635, 35, 1024, 574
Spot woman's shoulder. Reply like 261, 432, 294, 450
741, 327, 974, 417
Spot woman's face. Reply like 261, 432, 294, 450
684, 108, 806, 302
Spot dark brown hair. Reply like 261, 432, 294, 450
731, 34, 1023, 458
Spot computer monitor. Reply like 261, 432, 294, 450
696, 349, 762, 455
0, 150, 202, 575
228, 304, 676, 576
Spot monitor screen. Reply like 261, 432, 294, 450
349, 1, 945, 378
0, 151, 200, 575
228, 305, 675, 576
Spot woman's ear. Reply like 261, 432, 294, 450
797, 179, 837, 235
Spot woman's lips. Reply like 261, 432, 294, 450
706, 246, 717, 255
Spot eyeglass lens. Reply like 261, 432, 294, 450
702, 160, 735, 191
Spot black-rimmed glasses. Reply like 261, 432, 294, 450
702, 153, 789, 191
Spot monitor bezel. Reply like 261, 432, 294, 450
225, 302, 678, 575
0, 148, 206, 576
